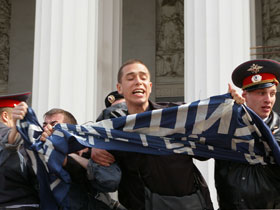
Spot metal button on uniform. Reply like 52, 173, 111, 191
242, 176, 246, 180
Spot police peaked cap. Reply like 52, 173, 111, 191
105, 91, 124, 108
0, 92, 31, 108
232, 59, 280, 91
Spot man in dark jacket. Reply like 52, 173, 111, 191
96, 91, 127, 123
93, 59, 213, 210
0, 92, 40, 209
93, 91, 127, 166
41, 108, 125, 210
215, 59, 280, 209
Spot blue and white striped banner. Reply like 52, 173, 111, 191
17, 93, 280, 210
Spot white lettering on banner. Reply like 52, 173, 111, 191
241, 109, 262, 137
192, 98, 233, 135
53, 130, 64, 137
88, 136, 94, 145
244, 153, 265, 165
124, 114, 137, 132
50, 179, 61, 190
174, 104, 189, 134
140, 134, 148, 146
39, 140, 55, 163
173, 146, 194, 155
231, 138, 254, 151
164, 138, 184, 149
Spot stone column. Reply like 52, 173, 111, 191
184, 0, 250, 208
32, 0, 121, 124
98, 0, 123, 108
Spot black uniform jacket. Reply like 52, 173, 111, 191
64, 153, 117, 210
215, 111, 280, 209
0, 123, 39, 207
98, 101, 213, 210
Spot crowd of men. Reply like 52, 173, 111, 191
1, 58, 280, 210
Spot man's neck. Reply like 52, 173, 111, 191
127, 102, 149, 114
0, 120, 9, 127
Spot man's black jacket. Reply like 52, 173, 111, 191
215, 111, 280, 209
98, 101, 213, 210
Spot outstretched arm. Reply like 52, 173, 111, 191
91, 148, 115, 166
8, 102, 28, 144
68, 153, 89, 168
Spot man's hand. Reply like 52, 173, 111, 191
228, 83, 245, 104
40, 124, 54, 142
91, 148, 115, 166
8, 102, 28, 144
12, 102, 28, 123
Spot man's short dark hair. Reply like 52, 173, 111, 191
117, 59, 150, 83
43, 108, 77, 125
0, 107, 12, 115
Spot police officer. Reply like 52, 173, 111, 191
0, 92, 39, 209
215, 59, 280, 209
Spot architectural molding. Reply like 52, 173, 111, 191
0, 0, 11, 93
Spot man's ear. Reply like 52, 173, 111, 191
149, 82, 152, 93
1, 111, 9, 124
117, 83, 123, 94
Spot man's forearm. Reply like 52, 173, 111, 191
8, 126, 19, 144
68, 153, 89, 169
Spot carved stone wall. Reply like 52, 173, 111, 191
261, 0, 280, 60
256, 0, 280, 112
155, 0, 184, 101
0, 0, 10, 93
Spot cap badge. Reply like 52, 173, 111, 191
251, 74, 262, 83
107, 95, 116, 104
247, 64, 263, 74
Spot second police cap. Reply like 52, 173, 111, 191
232, 59, 280, 91
105, 91, 124, 108
0, 92, 31, 108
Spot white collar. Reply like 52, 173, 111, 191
263, 117, 268, 122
